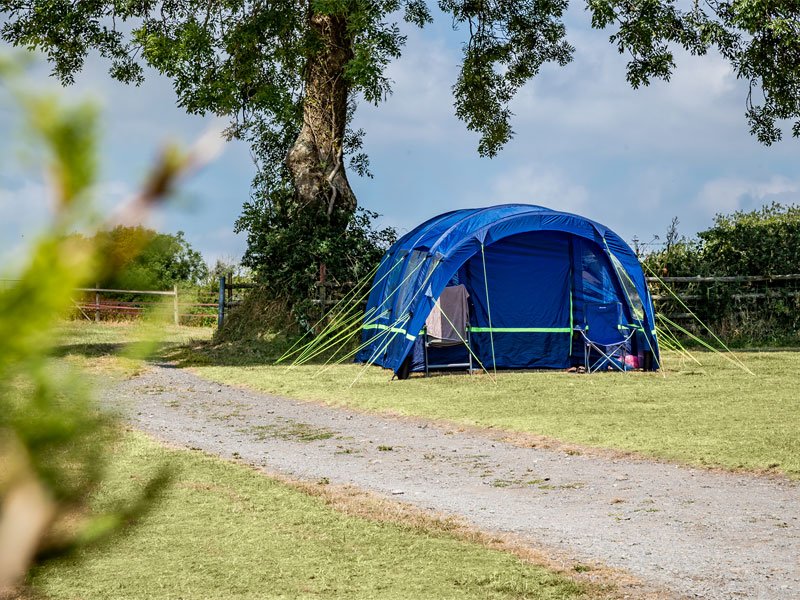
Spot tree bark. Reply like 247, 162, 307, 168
286, 10, 356, 217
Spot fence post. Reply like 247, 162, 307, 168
94, 283, 100, 323
217, 276, 225, 329
173, 283, 179, 326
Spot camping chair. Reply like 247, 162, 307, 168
423, 285, 473, 376
423, 325, 473, 376
578, 302, 635, 373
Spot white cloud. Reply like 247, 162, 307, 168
490, 165, 590, 215
508, 29, 745, 157
354, 28, 471, 148
696, 175, 800, 216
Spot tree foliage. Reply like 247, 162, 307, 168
235, 192, 396, 326
2, 1, 798, 155
4, 0, 799, 318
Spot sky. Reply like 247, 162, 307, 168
2, 4, 799, 273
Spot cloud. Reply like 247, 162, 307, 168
508, 25, 745, 158
696, 175, 800, 217
354, 30, 465, 147
490, 165, 590, 215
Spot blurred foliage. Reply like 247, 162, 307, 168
0, 61, 177, 593
644, 204, 800, 345
70, 226, 208, 290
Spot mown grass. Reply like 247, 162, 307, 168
27, 431, 588, 600
54, 321, 213, 376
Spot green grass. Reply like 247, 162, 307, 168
56, 320, 213, 349
54, 321, 213, 376
183, 350, 800, 479
28, 432, 587, 600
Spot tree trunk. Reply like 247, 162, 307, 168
286, 10, 356, 217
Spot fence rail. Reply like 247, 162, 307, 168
652, 291, 800, 301
6, 270, 799, 329
646, 274, 800, 283
646, 272, 800, 322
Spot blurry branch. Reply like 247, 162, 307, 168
0, 56, 219, 594
110, 124, 225, 228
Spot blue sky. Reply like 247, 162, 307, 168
2, 4, 799, 272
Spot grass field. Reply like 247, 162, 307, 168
26, 431, 589, 600
53, 321, 213, 378
57, 322, 800, 479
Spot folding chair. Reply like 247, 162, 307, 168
423, 285, 473, 376
578, 302, 635, 373
423, 325, 473, 376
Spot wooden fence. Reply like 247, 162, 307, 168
646, 273, 800, 320
71, 284, 220, 325
5, 272, 799, 329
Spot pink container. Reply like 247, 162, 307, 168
625, 354, 640, 368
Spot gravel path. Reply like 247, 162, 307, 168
105, 365, 799, 599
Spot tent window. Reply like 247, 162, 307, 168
393, 250, 427, 319
379, 254, 406, 318
607, 252, 645, 322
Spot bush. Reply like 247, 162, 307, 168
233, 189, 396, 332
645, 203, 800, 345
90, 226, 208, 290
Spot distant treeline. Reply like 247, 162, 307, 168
69, 226, 216, 291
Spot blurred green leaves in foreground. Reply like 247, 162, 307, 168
0, 55, 219, 592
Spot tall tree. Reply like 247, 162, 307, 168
3, 0, 799, 303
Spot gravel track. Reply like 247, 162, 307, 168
105, 365, 799, 599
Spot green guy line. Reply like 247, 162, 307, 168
658, 313, 752, 374
290, 306, 380, 368
276, 260, 381, 364
434, 298, 495, 383
286, 261, 390, 365
643, 262, 752, 375
480, 243, 497, 377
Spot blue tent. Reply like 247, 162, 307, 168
355, 204, 660, 374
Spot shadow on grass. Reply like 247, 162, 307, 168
52, 335, 332, 369
156, 338, 349, 369
52, 342, 127, 358
52, 340, 206, 365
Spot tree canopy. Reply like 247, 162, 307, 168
4, 1, 798, 155
4, 0, 799, 315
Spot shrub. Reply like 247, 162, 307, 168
645, 204, 800, 345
